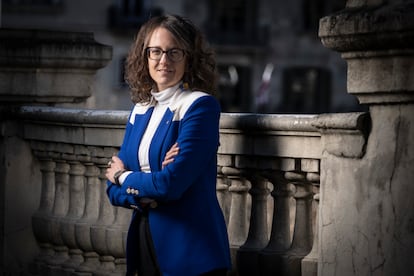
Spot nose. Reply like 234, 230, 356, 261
159, 52, 170, 63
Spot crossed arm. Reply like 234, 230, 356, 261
105, 142, 180, 184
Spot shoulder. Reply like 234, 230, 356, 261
171, 91, 219, 121
128, 102, 154, 124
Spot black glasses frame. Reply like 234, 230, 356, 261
146, 47, 186, 62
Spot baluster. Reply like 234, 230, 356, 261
91, 165, 116, 275
237, 172, 270, 276
284, 171, 313, 276
222, 166, 250, 273
45, 160, 70, 276
260, 171, 293, 275
32, 157, 56, 272
301, 173, 320, 276
73, 163, 101, 275
105, 206, 131, 276
100, 150, 129, 275
216, 168, 230, 224
60, 161, 86, 274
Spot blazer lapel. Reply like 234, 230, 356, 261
128, 107, 154, 171
149, 109, 174, 172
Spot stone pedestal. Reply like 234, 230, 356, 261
0, 29, 112, 105
0, 29, 112, 275
318, 1, 414, 275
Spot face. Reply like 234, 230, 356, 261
147, 27, 186, 91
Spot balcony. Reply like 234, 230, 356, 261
3, 103, 369, 275
1, 1, 414, 275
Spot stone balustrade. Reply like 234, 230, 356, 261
17, 106, 129, 276
0, 27, 329, 276
2, 2, 414, 275
2, 2, 414, 274
10, 105, 367, 276
218, 113, 322, 276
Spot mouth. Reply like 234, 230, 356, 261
157, 68, 173, 73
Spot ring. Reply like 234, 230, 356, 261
107, 160, 112, 167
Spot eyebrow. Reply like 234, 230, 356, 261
147, 46, 180, 49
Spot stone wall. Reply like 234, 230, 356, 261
318, 0, 414, 275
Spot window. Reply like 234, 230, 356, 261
3, 0, 63, 13
107, 0, 163, 31
206, 0, 260, 45
281, 66, 331, 114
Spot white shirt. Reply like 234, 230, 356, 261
119, 83, 181, 184
139, 83, 180, 172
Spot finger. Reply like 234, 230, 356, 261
165, 150, 176, 160
172, 144, 179, 152
162, 158, 174, 169
165, 148, 177, 158
110, 156, 125, 170
167, 144, 179, 156
169, 143, 179, 151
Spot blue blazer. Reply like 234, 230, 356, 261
106, 89, 231, 275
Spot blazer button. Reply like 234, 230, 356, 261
126, 187, 131, 194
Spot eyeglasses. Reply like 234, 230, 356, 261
146, 47, 186, 62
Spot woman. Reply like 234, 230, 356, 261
105, 14, 231, 276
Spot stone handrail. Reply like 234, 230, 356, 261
12, 105, 367, 275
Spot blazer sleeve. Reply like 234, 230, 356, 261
116, 95, 220, 202
106, 110, 142, 208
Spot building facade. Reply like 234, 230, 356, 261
1, 0, 360, 114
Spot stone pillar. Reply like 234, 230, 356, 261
318, 1, 414, 275
0, 29, 112, 274
222, 166, 250, 274
0, 29, 112, 105
284, 172, 313, 276
301, 173, 320, 276
259, 171, 292, 275
237, 173, 270, 276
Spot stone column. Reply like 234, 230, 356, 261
31, 158, 56, 270
216, 168, 231, 224
318, 1, 414, 275
259, 171, 293, 275
237, 173, 270, 276
0, 29, 112, 105
301, 172, 320, 276
0, 29, 112, 274
222, 166, 250, 274
74, 163, 101, 275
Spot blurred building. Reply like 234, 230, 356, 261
1, 0, 363, 114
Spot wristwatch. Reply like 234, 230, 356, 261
114, 170, 126, 185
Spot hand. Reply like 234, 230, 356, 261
162, 142, 179, 169
105, 155, 125, 183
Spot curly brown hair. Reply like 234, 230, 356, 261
124, 14, 217, 104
